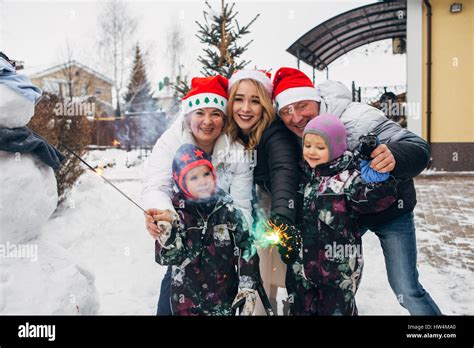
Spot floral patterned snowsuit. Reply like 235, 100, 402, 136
287, 152, 398, 315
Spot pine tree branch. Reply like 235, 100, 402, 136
194, 0, 260, 78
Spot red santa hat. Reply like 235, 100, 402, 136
182, 75, 228, 115
272, 67, 320, 112
228, 69, 272, 95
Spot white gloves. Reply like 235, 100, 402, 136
232, 288, 257, 316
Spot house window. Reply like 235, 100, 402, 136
42, 78, 61, 94
95, 87, 102, 95
59, 82, 69, 96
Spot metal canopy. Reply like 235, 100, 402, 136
287, 1, 407, 71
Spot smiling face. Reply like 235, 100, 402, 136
231, 80, 264, 135
188, 108, 224, 148
279, 100, 319, 137
184, 164, 215, 199
303, 133, 330, 168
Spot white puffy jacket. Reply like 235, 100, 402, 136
142, 114, 254, 226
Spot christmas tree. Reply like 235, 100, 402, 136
122, 43, 160, 149
174, 0, 259, 97
124, 43, 158, 113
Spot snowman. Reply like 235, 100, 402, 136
0, 53, 59, 244
0, 53, 98, 314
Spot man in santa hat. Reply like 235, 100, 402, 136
272, 67, 441, 315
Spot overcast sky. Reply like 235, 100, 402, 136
1, 0, 406, 92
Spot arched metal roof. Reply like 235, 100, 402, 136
287, 1, 407, 71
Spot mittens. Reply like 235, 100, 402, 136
156, 221, 172, 248
231, 288, 257, 315
360, 159, 390, 183
269, 216, 302, 265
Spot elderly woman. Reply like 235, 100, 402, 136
142, 75, 254, 315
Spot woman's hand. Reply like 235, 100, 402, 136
144, 208, 169, 239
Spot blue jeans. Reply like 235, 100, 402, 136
156, 266, 172, 316
361, 211, 442, 315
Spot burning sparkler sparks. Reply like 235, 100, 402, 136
254, 219, 289, 248
251, 213, 301, 262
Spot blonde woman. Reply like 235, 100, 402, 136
227, 70, 302, 315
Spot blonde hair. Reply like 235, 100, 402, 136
226, 79, 275, 150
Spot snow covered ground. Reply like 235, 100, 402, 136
37, 149, 162, 315
5, 149, 472, 315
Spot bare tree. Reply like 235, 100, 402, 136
37, 42, 93, 203
167, 22, 185, 83
165, 22, 189, 104
97, 0, 137, 117
58, 40, 93, 99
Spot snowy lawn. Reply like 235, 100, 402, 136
30, 149, 473, 315
34, 149, 163, 314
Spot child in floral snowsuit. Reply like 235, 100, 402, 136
287, 113, 398, 316
154, 144, 260, 316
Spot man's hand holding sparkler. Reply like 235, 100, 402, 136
272, 217, 302, 265
255, 215, 302, 265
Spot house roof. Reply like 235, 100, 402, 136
30, 60, 114, 85
287, 0, 407, 71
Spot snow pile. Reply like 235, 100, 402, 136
1, 240, 98, 314
34, 151, 161, 314
0, 151, 57, 244
86, 152, 116, 170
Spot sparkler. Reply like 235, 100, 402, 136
252, 215, 301, 262
246, 216, 300, 315
254, 219, 290, 248
61, 144, 148, 214
257, 283, 275, 316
